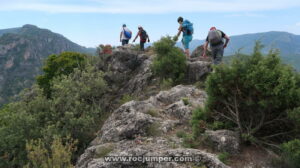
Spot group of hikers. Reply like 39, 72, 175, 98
120, 17, 230, 65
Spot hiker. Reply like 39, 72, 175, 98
203, 27, 230, 65
175, 17, 194, 58
120, 24, 132, 46
133, 26, 150, 51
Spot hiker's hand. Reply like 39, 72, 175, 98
223, 44, 227, 48
148, 39, 150, 43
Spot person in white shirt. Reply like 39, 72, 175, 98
120, 24, 132, 46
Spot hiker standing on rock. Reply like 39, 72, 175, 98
203, 27, 230, 65
175, 17, 194, 58
120, 24, 132, 46
133, 26, 150, 51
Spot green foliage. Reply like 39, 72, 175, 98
0, 63, 107, 167
182, 97, 190, 106
204, 42, 300, 145
160, 78, 174, 90
191, 107, 209, 137
218, 152, 230, 165
37, 52, 86, 98
176, 130, 187, 138
151, 36, 187, 83
25, 136, 77, 168
182, 133, 201, 148
281, 139, 300, 168
120, 94, 134, 105
146, 122, 162, 137
146, 109, 159, 117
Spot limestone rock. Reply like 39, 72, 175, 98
205, 130, 241, 155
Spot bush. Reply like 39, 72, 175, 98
25, 136, 77, 168
204, 42, 300, 146
281, 139, 300, 168
218, 152, 230, 165
0, 63, 107, 167
151, 36, 187, 83
191, 107, 209, 137
37, 52, 86, 98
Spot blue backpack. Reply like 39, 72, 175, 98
124, 29, 132, 39
182, 20, 194, 36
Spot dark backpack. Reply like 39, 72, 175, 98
140, 30, 148, 42
208, 30, 223, 45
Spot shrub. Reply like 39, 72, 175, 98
146, 109, 159, 117
120, 94, 134, 105
204, 42, 300, 146
176, 130, 187, 138
218, 152, 230, 165
37, 52, 86, 98
146, 122, 162, 137
182, 97, 190, 106
151, 36, 187, 83
160, 78, 174, 90
281, 139, 300, 168
191, 107, 209, 137
25, 136, 77, 168
0, 63, 107, 167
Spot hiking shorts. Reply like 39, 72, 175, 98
182, 35, 193, 49
122, 39, 129, 46
211, 44, 224, 65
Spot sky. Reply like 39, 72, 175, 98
0, 0, 300, 48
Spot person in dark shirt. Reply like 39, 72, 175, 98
133, 26, 150, 51
203, 27, 230, 64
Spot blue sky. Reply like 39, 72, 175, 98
1, 0, 300, 47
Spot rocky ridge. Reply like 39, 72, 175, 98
76, 46, 234, 168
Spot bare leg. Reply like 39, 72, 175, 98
185, 49, 190, 59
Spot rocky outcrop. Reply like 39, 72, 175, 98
76, 85, 230, 168
205, 130, 240, 155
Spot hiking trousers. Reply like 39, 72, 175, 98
140, 41, 145, 51
211, 44, 224, 65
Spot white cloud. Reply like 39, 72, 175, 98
1, 0, 300, 14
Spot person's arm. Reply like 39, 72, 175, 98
147, 34, 150, 42
203, 41, 209, 57
133, 32, 139, 42
176, 26, 182, 37
223, 35, 230, 48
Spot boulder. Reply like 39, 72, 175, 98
186, 61, 211, 83
205, 130, 241, 155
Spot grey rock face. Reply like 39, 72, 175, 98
205, 130, 241, 155
76, 85, 230, 168
186, 61, 211, 83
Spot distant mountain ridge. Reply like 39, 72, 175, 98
0, 24, 96, 106
176, 31, 300, 70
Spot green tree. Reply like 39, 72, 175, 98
36, 52, 86, 98
194, 42, 300, 147
0, 63, 107, 167
151, 36, 187, 83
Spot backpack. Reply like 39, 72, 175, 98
123, 28, 132, 39
208, 30, 223, 45
182, 20, 194, 35
140, 30, 148, 42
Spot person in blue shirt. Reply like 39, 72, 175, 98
176, 17, 193, 58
